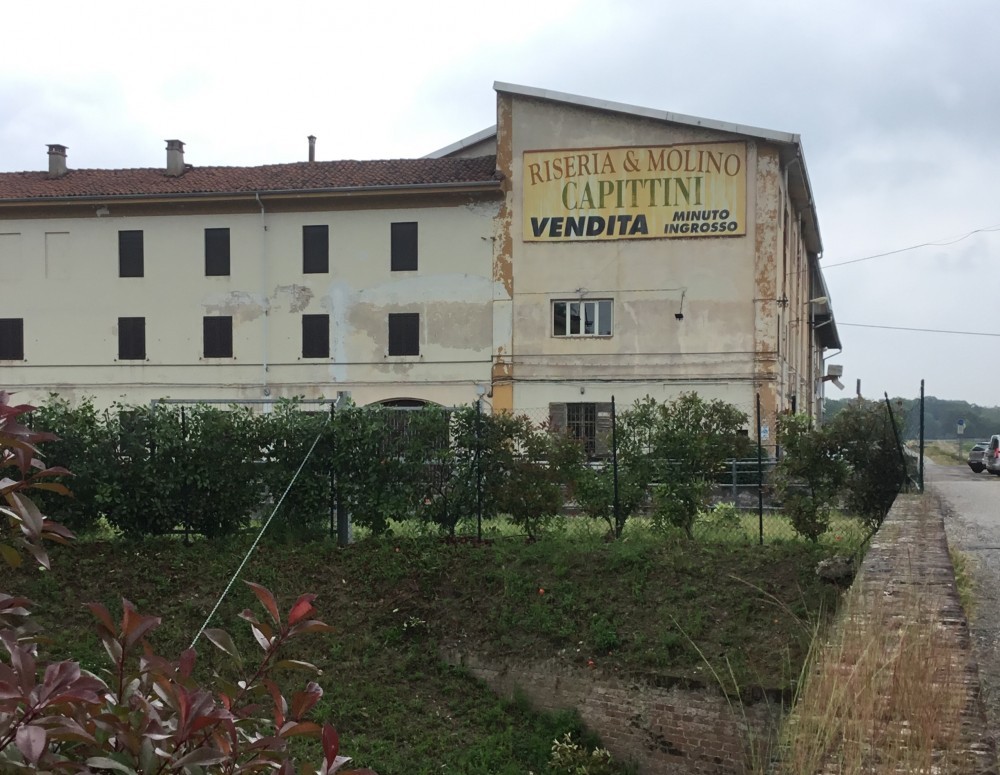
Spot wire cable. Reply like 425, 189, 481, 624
189, 413, 331, 649
838, 322, 1000, 337
823, 224, 1000, 268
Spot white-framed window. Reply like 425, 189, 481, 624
552, 299, 613, 337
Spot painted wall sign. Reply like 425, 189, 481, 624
522, 142, 747, 242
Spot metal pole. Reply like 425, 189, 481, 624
919, 380, 925, 492
756, 393, 764, 546
476, 398, 483, 543
611, 396, 621, 538
884, 392, 909, 492
334, 404, 340, 544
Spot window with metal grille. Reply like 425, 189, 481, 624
118, 230, 143, 277
118, 317, 146, 360
303, 225, 329, 273
390, 222, 418, 271
205, 228, 230, 276
549, 401, 613, 458
203, 316, 233, 358
302, 314, 329, 358
552, 299, 613, 337
388, 312, 419, 356
0, 319, 24, 360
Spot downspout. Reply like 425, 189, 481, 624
256, 192, 269, 399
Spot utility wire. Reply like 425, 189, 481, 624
823, 224, 1000, 268
190, 413, 331, 649
838, 322, 1000, 337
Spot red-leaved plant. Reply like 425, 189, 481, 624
0, 391, 370, 774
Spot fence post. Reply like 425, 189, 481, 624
756, 393, 764, 546
476, 397, 483, 543
731, 458, 737, 501
919, 379, 925, 492
329, 402, 336, 541
611, 396, 621, 538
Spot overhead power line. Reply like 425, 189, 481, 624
823, 223, 1000, 268
839, 322, 1000, 337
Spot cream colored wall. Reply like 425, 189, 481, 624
0, 200, 501, 409
504, 95, 768, 426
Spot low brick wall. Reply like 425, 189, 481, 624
442, 650, 779, 775
444, 494, 998, 774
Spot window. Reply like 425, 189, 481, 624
119, 230, 143, 277
390, 222, 418, 271
303, 225, 329, 273
205, 228, 230, 276
118, 317, 145, 360
552, 299, 613, 337
302, 314, 329, 358
0, 318, 24, 360
203, 316, 233, 358
388, 312, 419, 356
549, 402, 612, 458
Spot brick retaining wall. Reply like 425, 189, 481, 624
444, 493, 998, 774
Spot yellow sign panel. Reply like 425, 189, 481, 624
522, 142, 746, 242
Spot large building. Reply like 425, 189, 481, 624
0, 83, 839, 442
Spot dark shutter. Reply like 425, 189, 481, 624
548, 403, 567, 434
388, 313, 419, 356
302, 314, 330, 358
303, 225, 329, 273
118, 230, 143, 277
205, 228, 230, 276
390, 222, 418, 271
594, 402, 613, 457
0, 319, 24, 360
203, 316, 233, 358
118, 317, 146, 360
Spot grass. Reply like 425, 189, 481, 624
773, 586, 973, 773
771, 499, 978, 774
1, 514, 861, 774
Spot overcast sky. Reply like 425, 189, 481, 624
3, 0, 997, 406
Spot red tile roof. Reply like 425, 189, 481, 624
0, 156, 499, 200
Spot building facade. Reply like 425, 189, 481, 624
0, 83, 839, 438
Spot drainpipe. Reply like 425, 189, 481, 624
256, 192, 269, 399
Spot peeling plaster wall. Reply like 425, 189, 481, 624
2, 199, 502, 409
505, 95, 770, 424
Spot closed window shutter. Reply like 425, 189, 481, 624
548, 403, 567, 434
595, 403, 613, 457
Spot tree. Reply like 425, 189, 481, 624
827, 398, 907, 532
649, 393, 751, 539
772, 413, 847, 541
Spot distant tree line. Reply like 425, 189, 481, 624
825, 395, 1000, 441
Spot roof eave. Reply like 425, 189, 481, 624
0, 178, 503, 207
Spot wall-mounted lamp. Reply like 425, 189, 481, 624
95, 206, 110, 217
806, 296, 828, 306
675, 289, 686, 320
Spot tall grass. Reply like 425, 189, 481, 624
773, 568, 976, 773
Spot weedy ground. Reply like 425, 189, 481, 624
3, 515, 857, 775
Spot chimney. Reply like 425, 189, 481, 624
308, 135, 316, 162
46, 144, 68, 178
165, 139, 185, 176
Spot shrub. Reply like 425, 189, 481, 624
0, 390, 362, 774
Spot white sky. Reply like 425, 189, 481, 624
3, 0, 998, 405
